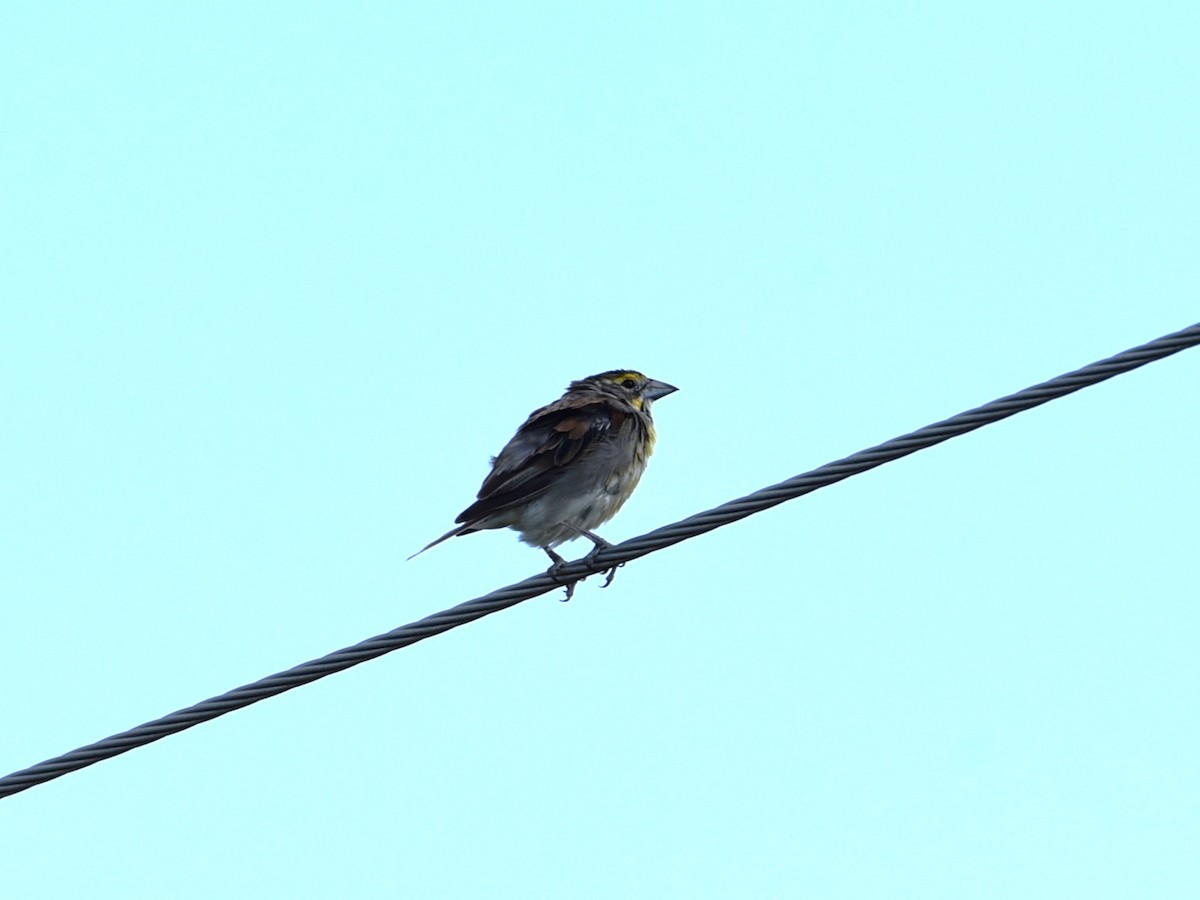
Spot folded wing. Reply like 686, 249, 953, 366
455, 399, 624, 525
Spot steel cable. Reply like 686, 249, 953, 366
2, 321, 1198, 800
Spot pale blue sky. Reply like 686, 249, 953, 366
2, 2, 1198, 897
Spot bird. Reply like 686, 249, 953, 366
411, 369, 678, 598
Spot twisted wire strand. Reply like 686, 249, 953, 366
2, 321, 1198, 800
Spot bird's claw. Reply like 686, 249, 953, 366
600, 563, 623, 589
546, 558, 582, 602
545, 532, 621, 600
581, 538, 621, 589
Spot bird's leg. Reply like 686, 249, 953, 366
558, 523, 623, 589
543, 547, 579, 601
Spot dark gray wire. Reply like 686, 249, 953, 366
3, 321, 1198, 800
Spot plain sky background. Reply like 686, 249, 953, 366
2, 2, 1198, 897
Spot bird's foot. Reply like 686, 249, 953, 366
548, 527, 623, 598
544, 548, 581, 602
575, 530, 621, 589
600, 563, 623, 589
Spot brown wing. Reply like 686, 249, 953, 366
455, 398, 625, 526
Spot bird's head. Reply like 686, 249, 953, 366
575, 370, 679, 411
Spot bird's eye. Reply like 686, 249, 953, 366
621, 378, 638, 389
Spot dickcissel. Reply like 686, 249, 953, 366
412, 370, 678, 598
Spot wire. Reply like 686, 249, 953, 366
2, 321, 1198, 800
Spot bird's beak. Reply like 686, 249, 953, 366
643, 379, 679, 401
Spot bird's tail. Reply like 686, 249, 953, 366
407, 523, 473, 560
